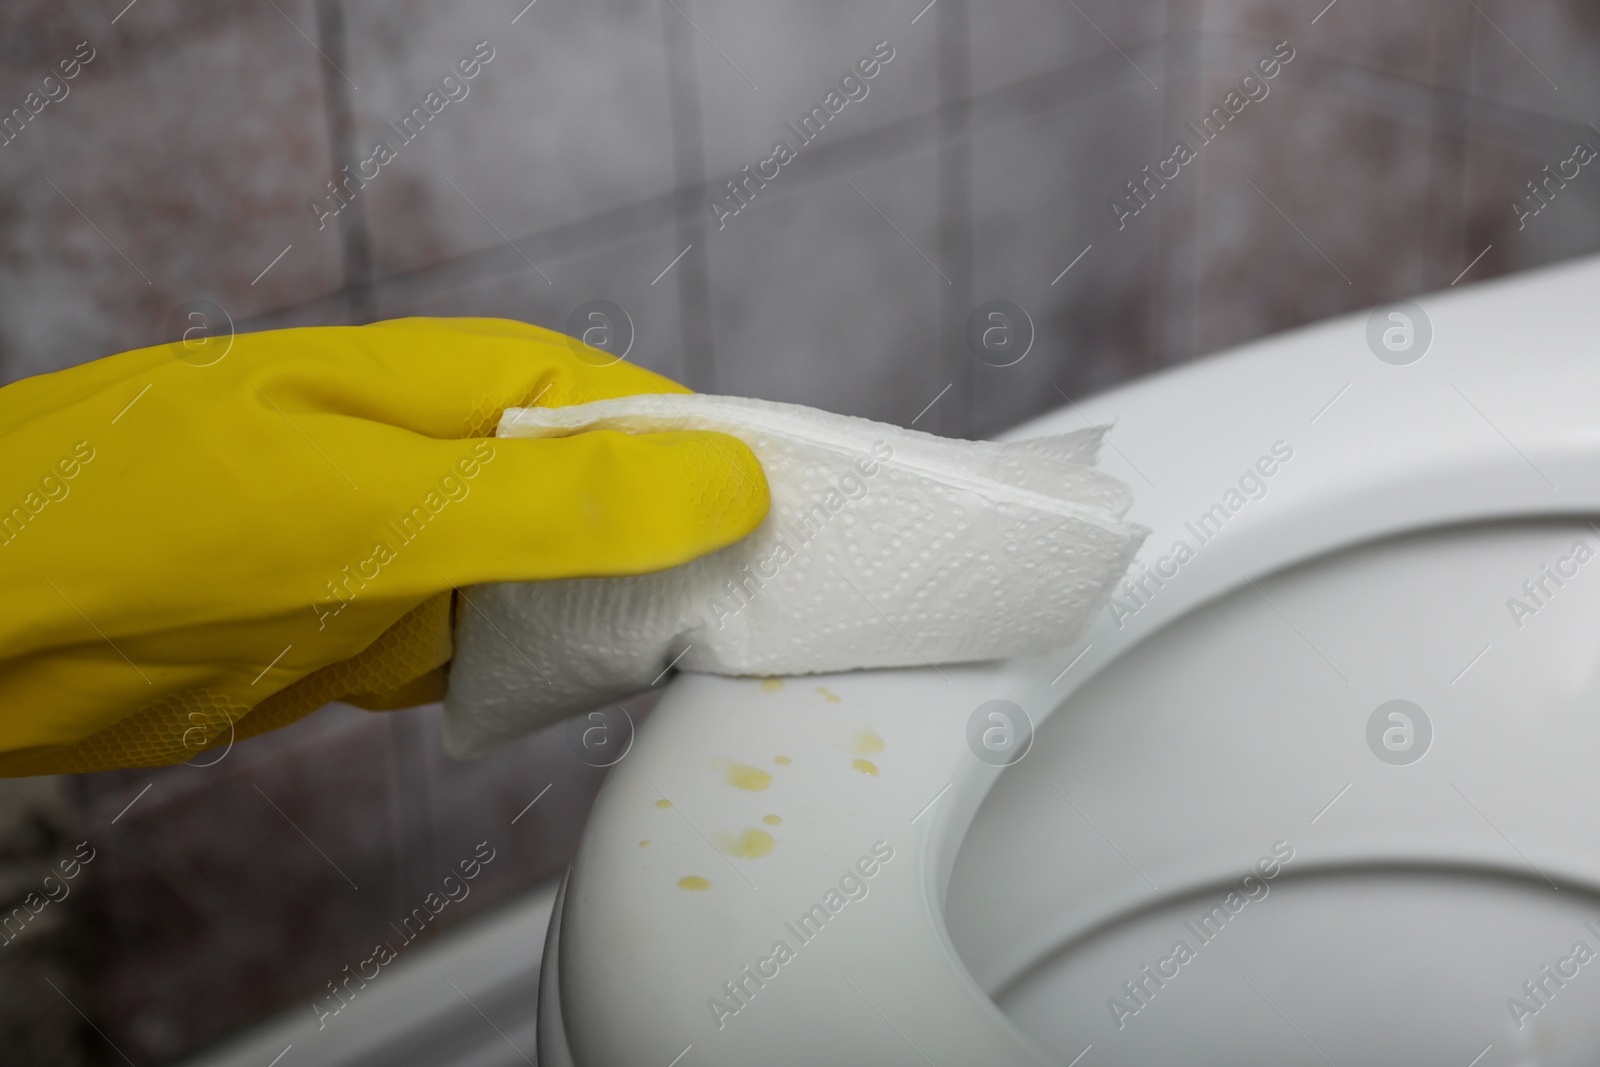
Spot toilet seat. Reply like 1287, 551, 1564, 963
541, 255, 1600, 1066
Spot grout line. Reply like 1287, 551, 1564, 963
1464, 0, 1559, 91
444, 176, 553, 284
1064, 0, 1159, 90
312, 0, 374, 320
241, 45, 1583, 333
660, 2, 718, 391
663, 0, 757, 90
269, 0, 358, 91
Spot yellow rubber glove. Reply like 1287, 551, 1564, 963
0, 317, 768, 776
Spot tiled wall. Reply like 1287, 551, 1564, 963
3, 0, 1598, 1062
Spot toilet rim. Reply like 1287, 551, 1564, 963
547, 255, 1600, 1066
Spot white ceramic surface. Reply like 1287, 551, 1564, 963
544, 254, 1600, 1065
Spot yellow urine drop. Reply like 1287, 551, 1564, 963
655, 798, 672, 809
679, 876, 711, 891
774, 755, 792, 766
639, 840, 651, 847
762, 814, 782, 826
853, 758, 879, 776
760, 677, 784, 692
717, 828, 776, 859
726, 763, 773, 791
853, 729, 885, 756
816, 686, 842, 703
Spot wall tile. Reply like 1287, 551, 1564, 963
360, 222, 708, 388
1186, 81, 1438, 354
1461, 122, 1600, 286
970, 0, 1170, 99
1464, 0, 1598, 121
689, 0, 940, 183
701, 146, 945, 426
11, 1, 1600, 1063
76, 696, 620, 1064
340, 0, 683, 279
0, 2, 345, 384
968, 75, 1171, 436
1198, 0, 1469, 92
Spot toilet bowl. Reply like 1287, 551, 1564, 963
539, 254, 1600, 1066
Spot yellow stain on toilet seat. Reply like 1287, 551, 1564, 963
726, 762, 773, 791
852, 729, 885, 756
655, 798, 673, 809
852, 758, 879, 776
816, 686, 841, 703
762, 814, 782, 826
639, 839, 651, 847
678, 876, 711, 891
716, 828, 776, 859
774, 755, 791, 765
760, 677, 784, 692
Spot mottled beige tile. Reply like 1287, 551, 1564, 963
703, 146, 945, 426
971, 0, 1171, 98
968, 83, 1171, 434
1184, 74, 1439, 353
0, 2, 344, 384
690, 0, 939, 183
1460, 124, 1600, 287
340, 0, 682, 278
1465, 0, 1598, 120
361, 224, 705, 388
79, 697, 610, 1064
1199, 0, 1470, 91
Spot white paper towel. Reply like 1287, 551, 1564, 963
444, 394, 1146, 756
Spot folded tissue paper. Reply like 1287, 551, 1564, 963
444, 394, 1146, 756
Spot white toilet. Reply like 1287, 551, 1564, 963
538, 255, 1600, 1066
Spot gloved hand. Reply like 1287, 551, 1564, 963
0, 317, 769, 775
